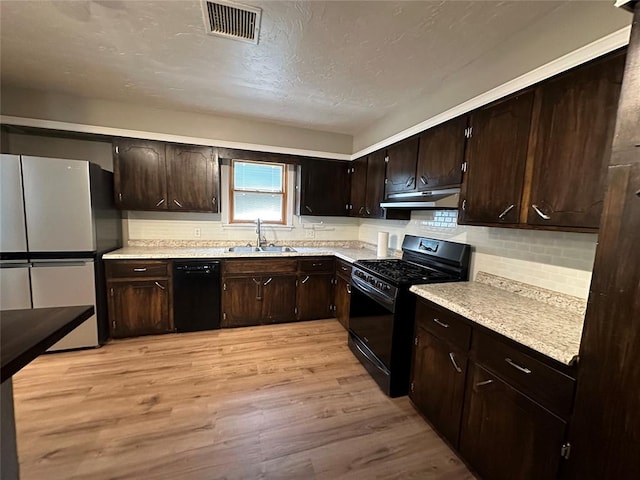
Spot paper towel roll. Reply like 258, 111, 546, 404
377, 231, 389, 257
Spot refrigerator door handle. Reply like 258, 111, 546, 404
31, 261, 88, 268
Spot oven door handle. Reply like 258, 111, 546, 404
351, 275, 395, 309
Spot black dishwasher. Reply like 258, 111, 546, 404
173, 260, 221, 332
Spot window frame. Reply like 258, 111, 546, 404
229, 159, 288, 225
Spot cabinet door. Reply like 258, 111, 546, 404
385, 137, 419, 195
166, 144, 219, 212
113, 140, 167, 210
460, 93, 534, 225
297, 273, 334, 321
410, 326, 467, 447
366, 149, 388, 218
416, 116, 467, 190
349, 156, 368, 217
334, 275, 351, 330
460, 363, 566, 480
222, 276, 263, 327
262, 274, 297, 324
527, 53, 625, 229
109, 280, 170, 338
299, 160, 350, 216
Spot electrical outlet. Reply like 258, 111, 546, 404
305, 229, 315, 239
194, 227, 201, 238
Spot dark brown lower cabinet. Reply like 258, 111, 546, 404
334, 275, 351, 330
263, 275, 297, 324
410, 327, 467, 447
222, 274, 296, 327
460, 363, 566, 480
296, 273, 334, 321
108, 280, 171, 338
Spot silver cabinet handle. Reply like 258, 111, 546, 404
406, 176, 414, 187
449, 352, 462, 373
154, 281, 165, 290
476, 379, 494, 387
461, 199, 466, 211
173, 199, 183, 208
365, 207, 371, 215
420, 175, 428, 185
505, 357, 532, 374
340, 266, 349, 271
305, 205, 313, 213
212, 196, 217, 205
498, 204, 515, 219
301, 275, 310, 284
358, 206, 365, 215
532, 204, 551, 220
155, 198, 165, 207
133, 268, 147, 272
346, 284, 351, 294
433, 318, 449, 328
263, 277, 273, 286
118, 192, 122, 202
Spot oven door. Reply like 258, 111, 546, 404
348, 276, 395, 369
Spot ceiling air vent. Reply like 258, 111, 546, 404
201, 0, 262, 45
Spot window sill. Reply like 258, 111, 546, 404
221, 223, 294, 231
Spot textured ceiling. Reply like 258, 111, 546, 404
0, 1, 631, 136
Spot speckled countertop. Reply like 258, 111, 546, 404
103, 241, 400, 264
410, 272, 587, 365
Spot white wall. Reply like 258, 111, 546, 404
1, 87, 353, 156
360, 211, 596, 299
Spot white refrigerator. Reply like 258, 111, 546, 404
0, 154, 121, 350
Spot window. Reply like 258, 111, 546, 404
230, 160, 287, 224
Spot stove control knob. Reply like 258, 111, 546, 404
376, 281, 383, 289
382, 284, 390, 291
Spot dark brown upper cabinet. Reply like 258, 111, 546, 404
349, 156, 368, 217
459, 92, 535, 225
416, 115, 468, 190
297, 159, 350, 216
114, 139, 219, 213
524, 52, 625, 230
384, 136, 420, 196
166, 144, 219, 213
350, 150, 410, 220
113, 140, 167, 211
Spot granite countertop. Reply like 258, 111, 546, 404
103, 242, 399, 264
410, 272, 587, 365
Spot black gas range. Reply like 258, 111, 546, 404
348, 235, 471, 397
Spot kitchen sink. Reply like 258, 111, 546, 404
226, 246, 296, 253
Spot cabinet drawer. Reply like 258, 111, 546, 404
416, 299, 471, 351
107, 260, 170, 279
299, 257, 335, 273
335, 259, 353, 279
224, 259, 297, 275
473, 331, 575, 418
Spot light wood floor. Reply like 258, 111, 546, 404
13, 319, 475, 480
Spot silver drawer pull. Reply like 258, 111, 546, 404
346, 284, 351, 294
505, 357, 532, 374
173, 199, 183, 208
154, 281, 165, 290
263, 277, 273, 286
155, 198, 165, 207
433, 318, 449, 328
531, 204, 551, 220
133, 268, 147, 272
301, 275, 310, 284
420, 175, 428, 185
449, 352, 462, 373
476, 379, 494, 387
498, 204, 515, 219
341, 266, 349, 271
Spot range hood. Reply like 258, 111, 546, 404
380, 187, 460, 210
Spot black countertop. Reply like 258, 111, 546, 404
1, 306, 94, 383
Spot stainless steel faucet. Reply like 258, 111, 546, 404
255, 218, 264, 247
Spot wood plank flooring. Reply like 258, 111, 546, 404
12, 320, 475, 479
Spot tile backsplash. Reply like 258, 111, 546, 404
360, 210, 597, 299
125, 209, 597, 299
